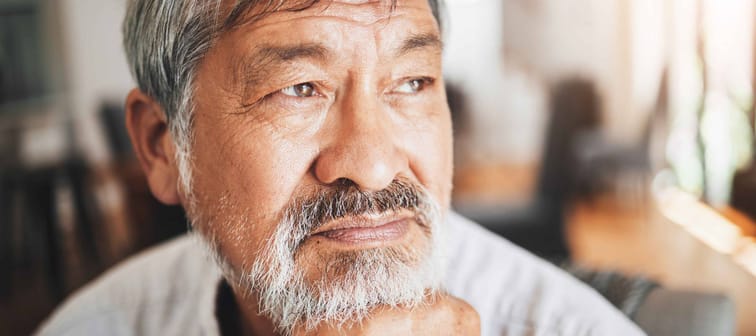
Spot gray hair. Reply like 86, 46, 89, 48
122, 0, 441, 194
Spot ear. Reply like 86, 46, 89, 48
124, 89, 181, 205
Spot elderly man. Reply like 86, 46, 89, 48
39, 0, 645, 335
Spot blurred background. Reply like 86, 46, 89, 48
2, 0, 756, 335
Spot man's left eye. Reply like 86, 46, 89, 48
394, 78, 432, 94
280, 82, 316, 97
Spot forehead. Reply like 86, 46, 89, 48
223, 0, 438, 35
209, 0, 441, 81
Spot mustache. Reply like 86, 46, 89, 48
282, 177, 432, 247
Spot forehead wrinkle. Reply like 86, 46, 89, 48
232, 0, 430, 32
220, 0, 322, 31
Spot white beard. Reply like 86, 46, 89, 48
189, 184, 446, 335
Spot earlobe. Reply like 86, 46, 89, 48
124, 89, 181, 205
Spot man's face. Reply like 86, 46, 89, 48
185, 0, 452, 329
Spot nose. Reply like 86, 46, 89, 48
313, 86, 407, 192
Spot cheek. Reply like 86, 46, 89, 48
193, 134, 295, 216
188, 118, 318, 266
403, 110, 454, 208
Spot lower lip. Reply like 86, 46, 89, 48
315, 219, 411, 244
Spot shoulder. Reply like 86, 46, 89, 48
36, 235, 221, 336
443, 212, 646, 336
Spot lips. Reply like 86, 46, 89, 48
309, 213, 413, 244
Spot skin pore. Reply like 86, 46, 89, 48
125, 0, 478, 335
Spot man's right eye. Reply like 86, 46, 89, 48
280, 83, 316, 97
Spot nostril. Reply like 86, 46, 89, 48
333, 177, 357, 189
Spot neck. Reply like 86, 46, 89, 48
218, 280, 279, 336
237, 291, 279, 336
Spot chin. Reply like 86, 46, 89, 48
238, 214, 444, 333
